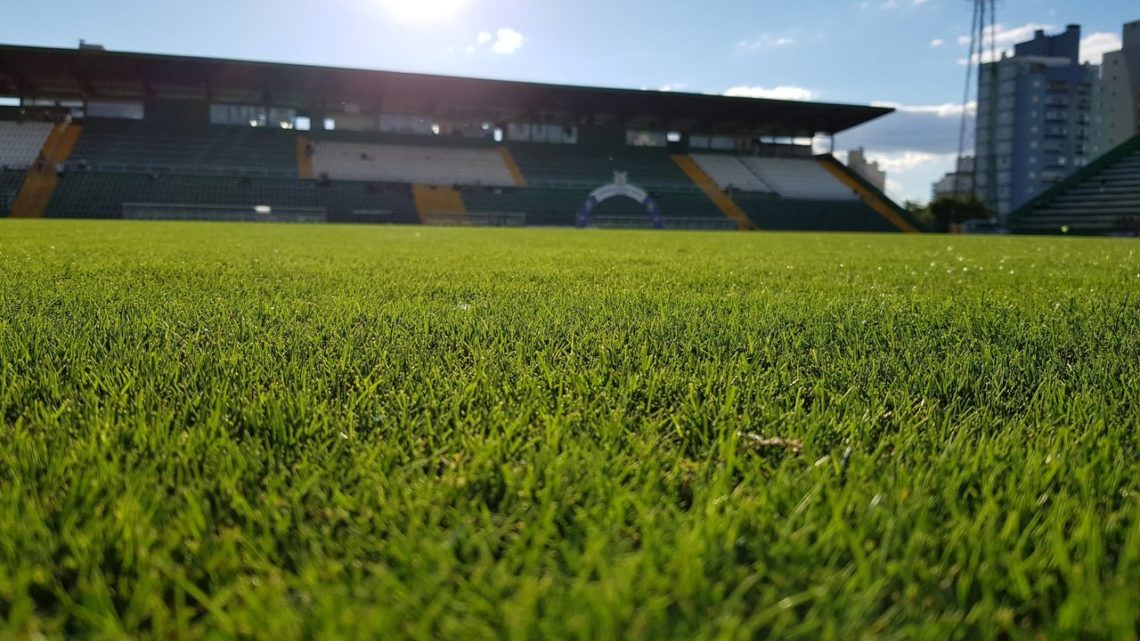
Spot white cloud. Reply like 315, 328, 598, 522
955, 22, 1054, 64
658, 83, 688, 92
871, 101, 976, 118
470, 28, 526, 55
957, 23, 1052, 48
1080, 32, 1122, 65
836, 100, 976, 203
724, 85, 817, 101
930, 38, 944, 48
863, 151, 959, 173
950, 23, 1117, 66
839, 100, 972, 155
954, 25, 1122, 67
737, 34, 796, 51
852, 151, 960, 203
869, 0, 930, 10
885, 178, 905, 198
491, 28, 525, 54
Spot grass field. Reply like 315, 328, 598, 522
1, 220, 1138, 640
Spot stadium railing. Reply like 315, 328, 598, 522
122, 202, 328, 223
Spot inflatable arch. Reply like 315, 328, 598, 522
575, 179, 664, 229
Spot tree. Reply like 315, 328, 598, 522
928, 195, 990, 228
902, 199, 935, 226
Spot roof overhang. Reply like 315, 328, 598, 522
0, 44, 893, 137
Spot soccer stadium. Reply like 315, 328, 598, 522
0, 44, 922, 232
2, 5, 1140, 640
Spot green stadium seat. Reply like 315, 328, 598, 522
735, 193, 897, 232
44, 172, 418, 223
1, 169, 27, 215
69, 120, 298, 178
506, 143, 698, 193
1012, 137, 1140, 235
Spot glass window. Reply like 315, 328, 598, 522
86, 101, 145, 119
626, 130, 667, 147
210, 104, 269, 127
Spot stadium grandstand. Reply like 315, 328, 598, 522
0, 43, 924, 231
1010, 133, 1140, 236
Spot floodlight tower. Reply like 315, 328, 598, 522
956, 0, 998, 197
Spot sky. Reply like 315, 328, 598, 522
5, 0, 1138, 203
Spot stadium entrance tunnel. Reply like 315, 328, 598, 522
576, 182, 664, 229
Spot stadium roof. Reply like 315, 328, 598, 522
0, 44, 892, 137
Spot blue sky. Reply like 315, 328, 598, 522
5, 0, 1138, 202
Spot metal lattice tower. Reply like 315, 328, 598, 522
956, 0, 998, 197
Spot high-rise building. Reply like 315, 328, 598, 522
932, 156, 975, 200
846, 148, 887, 192
974, 25, 1098, 218
1091, 20, 1140, 158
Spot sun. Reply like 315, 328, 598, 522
379, 0, 468, 22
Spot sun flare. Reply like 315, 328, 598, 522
378, 0, 468, 22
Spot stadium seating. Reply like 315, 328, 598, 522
44, 172, 418, 223
683, 153, 915, 232
7, 122, 83, 218
0, 121, 54, 168
68, 119, 298, 177
412, 184, 468, 224
460, 187, 582, 227
650, 192, 739, 228
690, 154, 774, 192
433, 143, 732, 226
671, 155, 755, 229
311, 141, 516, 186
1011, 134, 1140, 235
507, 143, 698, 192
735, 193, 898, 232
28, 116, 919, 232
1, 170, 26, 215
460, 186, 733, 229
739, 157, 859, 200
816, 154, 923, 233
322, 181, 418, 224
312, 130, 497, 149
461, 187, 656, 227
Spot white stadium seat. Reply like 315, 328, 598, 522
690, 154, 773, 193
312, 142, 516, 186
0, 121, 54, 168
740, 157, 858, 201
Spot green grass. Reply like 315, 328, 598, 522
1, 220, 1138, 640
